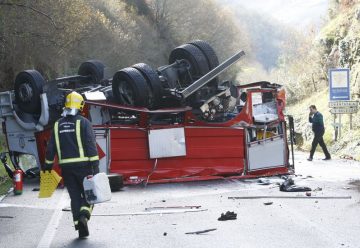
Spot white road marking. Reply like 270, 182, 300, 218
0, 203, 60, 210
36, 190, 68, 248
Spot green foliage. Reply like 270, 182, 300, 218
0, 177, 11, 196
0, 133, 11, 196
321, 14, 345, 39
0, 0, 249, 88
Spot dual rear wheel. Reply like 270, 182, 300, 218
14, 41, 219, 111
112, 40, 219, 108
14, 60, 105, 114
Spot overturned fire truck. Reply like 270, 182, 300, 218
0, 40, 295, 190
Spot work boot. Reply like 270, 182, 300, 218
322, 157, 331, 161
307, 157, 313, 161
78, 215, 89, 239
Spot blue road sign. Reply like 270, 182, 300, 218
329, 68, 350, 101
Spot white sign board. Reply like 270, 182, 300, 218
331, 70, 348, 88
330, 107, 358, 114
329, 101, 359, 108
329, 69, 350, 100
148, 128, 186, 159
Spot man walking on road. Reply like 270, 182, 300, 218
307, 105, 331, 161
44, 91, 99, 238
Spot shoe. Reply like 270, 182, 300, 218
218, 211, 237, 221
78, 215, 89, 239
322, 157, 331, 161
307, 158, 313, 161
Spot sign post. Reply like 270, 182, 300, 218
328, 68, 357, 140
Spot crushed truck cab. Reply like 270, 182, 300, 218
0, 40, 294, 187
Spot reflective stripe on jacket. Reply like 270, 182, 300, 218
45, 115, 99, 166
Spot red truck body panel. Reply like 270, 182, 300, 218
109, 127, 246, 183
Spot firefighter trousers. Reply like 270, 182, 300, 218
61, 164, 99, 229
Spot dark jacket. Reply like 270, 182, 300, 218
309, 111, 325, 134
45, 114, 99, 168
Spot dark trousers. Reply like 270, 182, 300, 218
61, 165, 99, 229
310, 130, 330, 159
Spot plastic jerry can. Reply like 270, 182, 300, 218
83, 172, 112, 204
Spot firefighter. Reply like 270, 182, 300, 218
44, 91, 99, 238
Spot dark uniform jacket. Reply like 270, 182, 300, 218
45, 114, 99, 168
309, 111, 325, 134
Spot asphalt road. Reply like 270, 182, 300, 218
1, 151, 360, 248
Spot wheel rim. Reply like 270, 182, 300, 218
18, 83, 33, 102
118, 80, 135, 105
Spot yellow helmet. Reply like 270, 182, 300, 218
65, 91, 84, 111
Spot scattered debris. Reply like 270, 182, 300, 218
280, 178, 312, 192
185, 228, 217, 235
163, 232, 167, 236
257, 178, 271, 185
306, 192, 311, 197
218, 211, 237, 221
228, 196, 351, 200
313, 187, 322, 192
340, 155, 355, 160
0, 216, 13, 219
315, 201, 318, 203
92, 208, 208, 217
343, 187, 350, 190
348, 180, 360, 192
62, 207, 71, 212
162, 200, 166, 202
263, 201, 273, 206
145, 206, 201, 211
32, 188, 40, 191
269, 185, 279, 189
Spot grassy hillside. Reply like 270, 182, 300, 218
0, 170, 11, 196
272, 1, 360, 161
0, 134, 11, 196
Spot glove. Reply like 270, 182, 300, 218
42, 164, 52, 173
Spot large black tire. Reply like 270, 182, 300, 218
14, 70, 45, 114
132, 63, 163, 109
169, 43, 209, 79
189, 40, 219, 86
78, 60, 105, 84
189, 40, 219, 70
108, 173, 124, 192
112, 67, 150, 107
